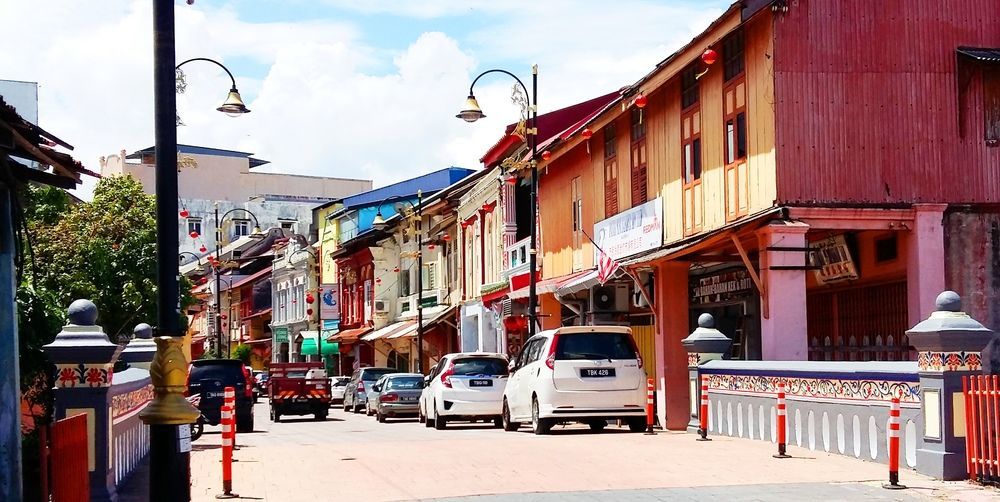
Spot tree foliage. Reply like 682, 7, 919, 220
17, 175, 194, 424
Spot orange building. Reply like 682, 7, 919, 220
536, 0, 1000, 429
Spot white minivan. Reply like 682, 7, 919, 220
419, 352, 509, 430
501, 326, 647, 435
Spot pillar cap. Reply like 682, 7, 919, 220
121, 323, 157, 364
43, 300, 122, 365
907, 291, 994, 353
682, 313, 732, 356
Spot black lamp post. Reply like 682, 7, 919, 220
457, 66, 539, 336
371, 192, 424, 373
143, 3, 250, 500
212, 205, 263, 358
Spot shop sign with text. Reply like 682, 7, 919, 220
593, 197, 662, 261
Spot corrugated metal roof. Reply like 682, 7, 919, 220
128, 143, 270, 167
338, 167, 476, 209
957, 47, 1000, 62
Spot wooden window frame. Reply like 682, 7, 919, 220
681, 106, 703, 236
603, 124, 619, 217
722, 30, 745, 83
723, 75, 749, 222
629, 108, 648, 207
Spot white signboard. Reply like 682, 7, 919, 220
593, 197, 663, 260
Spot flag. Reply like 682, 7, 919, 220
597, 247, 620, 285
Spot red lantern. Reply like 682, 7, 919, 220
179, 209, 190, 218
442, 234, 451, 242
541, 150, 552, 161
189, 231, 199, 239
375, 278, 382, 284
701, 48, 718, 65
634, 94, 647, 109
505, 174, 518, 184
307, 308, 313, 316
393, 267, 400, 273
428, 244, 436, 250
199, 245, 207, 253
305, 294, 315, 304
199, 277, 208, 285
221, 314, 227, 320
581, 128, 593, 139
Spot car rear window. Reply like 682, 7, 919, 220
452, 357, 508, 376
555, 332, 636, 361
386, 376, 423, 390
361, 368, 395, 381
333, 379, 349, 387
189, 362, 246, 386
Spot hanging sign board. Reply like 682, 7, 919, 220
593, 197, 663, 261
809, 234, 859, 285
320, 284, 340, 320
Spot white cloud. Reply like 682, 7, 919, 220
1, 0, 726, 198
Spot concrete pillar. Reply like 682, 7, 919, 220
539, 294, 561, 331
121, 323, 157, 370
756, 221, 810, 360
42, 300, 124, 501
907, 204, 947, 327
682, 313, 732, 433
654, 261, 690, 430
907, 291, 995, 480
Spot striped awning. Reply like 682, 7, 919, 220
362, 321, 415, 342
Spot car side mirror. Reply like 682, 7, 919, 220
373, 385, 381, 393
423, 376, 431, 386
507, 360, 517, 373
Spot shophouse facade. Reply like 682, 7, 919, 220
326, 168, 476, 373
534, 0, 1000, 429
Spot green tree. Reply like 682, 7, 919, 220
232, 344, 252, 365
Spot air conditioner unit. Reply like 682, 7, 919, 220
590, 284, 629, 313
374, 300, 388, 314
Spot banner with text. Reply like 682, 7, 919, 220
593, 197, 663, 261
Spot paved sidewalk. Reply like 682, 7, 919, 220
185, 404, 996, 501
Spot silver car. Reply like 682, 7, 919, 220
372, 373, 425, 423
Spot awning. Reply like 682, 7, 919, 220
555, 268, 604, 297
225, 267, 271, 291
620, 207, 782, 267
300, 333, 339, 355
957, 47, 1000, 63
242, 337, 272, 346
327, 326, 372, 343
390, 306, 457, 338
241, 308, 272, 321
362, 321, 415, 342
509, 269, 593, 299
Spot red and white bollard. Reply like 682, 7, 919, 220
773, 381, 791, 458
697, 375, 711, 441
883, 397, 907, 490
645, 378, 656, 435
224, 386, 238, 451
217, 405, 238, 499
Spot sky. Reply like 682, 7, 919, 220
1, 0, 729, 198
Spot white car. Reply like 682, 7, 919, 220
501, 326, 647, 435
329, 376, 350, 404
419, 352, 509, 430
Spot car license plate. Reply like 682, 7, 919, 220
206, 391, 224, 398
402, 396, 418, 402
580, 368, 616, 378
469, 379, 493, 387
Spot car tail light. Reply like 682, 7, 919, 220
379, 392, 398, 403
545, 333, 560, 370
357, 381, 365, 393
626, 334, 643, 369
440, 361, 456, 388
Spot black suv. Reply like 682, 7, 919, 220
187, 359, 255, 434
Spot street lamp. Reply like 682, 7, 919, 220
458, 66, 539, 336
212, 205, 264, 358
176, 57, 251, 116
371, 192, 425, 373
142, 4, 251, 498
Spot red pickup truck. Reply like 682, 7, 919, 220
268, 362, 331, 421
